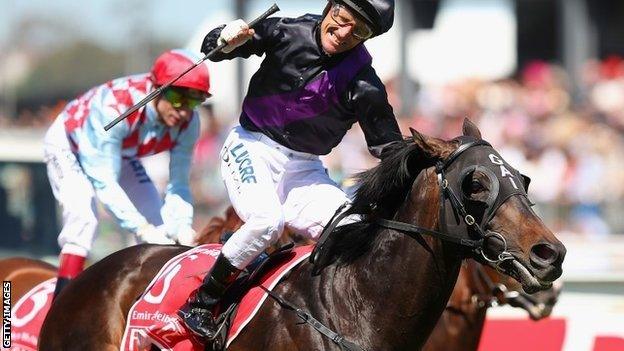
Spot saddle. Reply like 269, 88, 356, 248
121, 242, 311, 351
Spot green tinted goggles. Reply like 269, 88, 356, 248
163, 87, 208, 109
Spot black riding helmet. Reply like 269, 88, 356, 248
330, 0, 395, 37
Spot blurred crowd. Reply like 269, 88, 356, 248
403, 57, 624, 236
2, 57, 624, 238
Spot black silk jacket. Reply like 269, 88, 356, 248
202, 14, 402, 157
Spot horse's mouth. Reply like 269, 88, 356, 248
528, 303, 554, 320
496, 258, 553, 294
504, 290, 553, 320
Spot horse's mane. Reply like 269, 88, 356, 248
330, 137, 438, 264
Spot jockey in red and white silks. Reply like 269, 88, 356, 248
43, 49, 211, 297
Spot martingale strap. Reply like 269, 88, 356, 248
260, 286, 368, 351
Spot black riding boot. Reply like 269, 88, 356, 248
52, 277, 71, 300
179, 254, 241, 340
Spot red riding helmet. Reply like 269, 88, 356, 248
151, 49, 211, 94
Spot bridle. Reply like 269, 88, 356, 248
376, 138, 528, 267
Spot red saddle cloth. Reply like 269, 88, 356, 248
8, 278, 57, 351
120, 244, 313, 351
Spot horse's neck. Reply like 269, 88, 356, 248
314, 188, 464, 349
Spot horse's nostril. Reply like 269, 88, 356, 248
530, 243, 558, 266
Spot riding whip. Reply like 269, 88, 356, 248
104, 3, 281, 131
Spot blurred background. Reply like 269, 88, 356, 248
1, 0, 623, 349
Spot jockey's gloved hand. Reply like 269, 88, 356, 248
176, 226, 197, 247
218, 19, 254, 53
136, 224, 176, 245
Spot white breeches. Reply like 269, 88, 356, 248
219, 126, 352, 269
43, 118, 163, 254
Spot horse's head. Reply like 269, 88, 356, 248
407, 119, 565, 293
466, 262, 562, 320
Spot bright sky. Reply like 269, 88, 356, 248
0, 0, 318, 50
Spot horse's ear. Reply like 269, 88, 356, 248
410, 127, 452, 159
462, 118, 482, 139
521, 173, 531, 192
410, 127, 432, 151
410, 127, 425, 143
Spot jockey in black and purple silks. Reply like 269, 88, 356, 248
179, 0, 402, 340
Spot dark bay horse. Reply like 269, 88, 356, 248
0, 257, 56, 306
39, 120, 566, 350
423, 260, 562, 351
200, 206, 562, 351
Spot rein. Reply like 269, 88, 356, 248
260, 286, 367, 351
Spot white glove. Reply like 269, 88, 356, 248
176, 226, 197, 246
219, 19, 253, 53
136, 224, 176, 245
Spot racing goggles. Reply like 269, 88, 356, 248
330, 2, 374, 41
163, 87, 209, 109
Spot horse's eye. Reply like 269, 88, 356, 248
470, 180, 485, 193
461, 172, 488, 197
